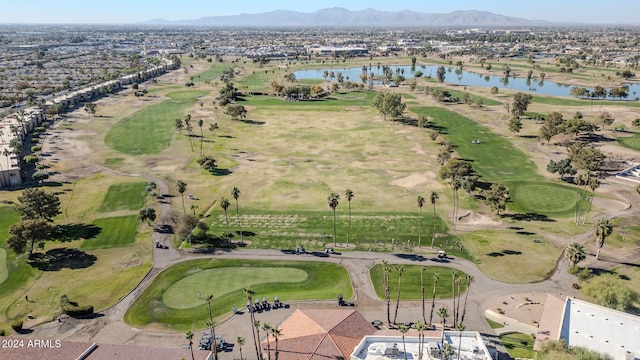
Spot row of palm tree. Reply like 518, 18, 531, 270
326, 189, 355, 247
416, 192, 440, 248
242, 287, 282, 360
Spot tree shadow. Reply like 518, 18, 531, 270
27, 248, 97, 271
154, 224, 174, 234
52, 223, 102, 242
501, 213, 555, 222
502, 249, 522, 255
516, 231, 536, 236
235, 230, 256, 237
394, 253, 427, 261
239, 119, 265, 125
209, 168, 232, 176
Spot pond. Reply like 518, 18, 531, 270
294, 65, 640, 100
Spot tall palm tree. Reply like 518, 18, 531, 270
429, 273, 440, 327
237, 336, 246, 360
253, 320, 263, 360
398, 324, 409, 360
382, 260, 391, 326
460, 275, 473, 325
451, 270, 458, 328
438, 307, 449, 356
417, 195, 425, 248
271, 326, 281, 360
198, 119, 204, 156
327, 192, 340, 246
565, 242, 587, 267
456, 324, 466, 360
231, 187, 243, 244
575, 172, 591, 224
452, 180, 461, 230
220, 197, 231, 244
204, 295, 219, 360
345, 189, 354, 247
420, 266, 426, 325
393, 264, 405, 324
455, 276, 463, 326
262, 323, 272, 360
244, 288, 260, 360
415, 321, 427, 360
185, 331, 195, 360
430, 191, 439, 247
582, 176, 600, 224
176, 180, 187, 213
594, 218, 612, 260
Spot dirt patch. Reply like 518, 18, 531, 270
390, 172, 432, 191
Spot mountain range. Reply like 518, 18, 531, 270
142, 8, 550, 27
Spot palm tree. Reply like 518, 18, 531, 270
455, 277, 463, 326
451, 270, 458, 327
429, 273, 440, 327
220, 197, 231, 244
244, 288, 260, 360
565, 242, 587, 267
382, 260, 391, 326
417, 195, 425, 248
197, 119, 205, 156
415, 321, 427, 360
420, 266, 426, 325
398, 324, 409, 360
393, 264, 405, 324
345, 189, 354, 247
185, 331, 195, 360
430, 191, 439, 247
262, 323, 272, 360
231, 187, 243, 244
438, 307, 449, 356
456, 324, 466, 360
582, 176, 600, 224
176, 180, 187, 213
271, 326, 281, 360
575, 172, 591, 224
204, 295, 219, 360
460, 275, 473, 325
327, 192, 340, 246
237, 336, 246, 360
594, 218, 612, 260
253, 320, 263, 360
452, 180, 461, 230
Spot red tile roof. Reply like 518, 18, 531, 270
262, 309, 376, 360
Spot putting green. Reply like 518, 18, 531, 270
0, 248, 7, 285
163, 267, 307, 309
508, 181, 576, 217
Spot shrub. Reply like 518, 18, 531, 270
577, 268, 593, 282
568, 266, 580, 275
582, 274, 639, 311
11, 321, 23, 333
60, 294, 94, 317
0, 329, 5, 336
31, 145, 42, 152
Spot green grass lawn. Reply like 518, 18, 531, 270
618, 132, 640, 151
98, 182, 147, 212
500, 333, 535, 359
532, 95, 640, 108
105, 90, 207, 155
370, 264, 469, 300
486, 318, 505, 329
411, 106, 577, 218
0, 206, 34, 295
442, 87, 502, 106
124, 259, 353, 331
459, 230, 559, 283
206, 210, 465, 258
507, 181, 577, 217
162, 267, 308, 309
80, 215, 139, 250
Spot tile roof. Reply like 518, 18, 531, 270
262, 309, 376, 360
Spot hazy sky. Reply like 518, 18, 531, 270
2, 0, 638, 24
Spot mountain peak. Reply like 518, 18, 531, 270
141, 8, 549, 27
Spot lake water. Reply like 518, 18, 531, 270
294, 65, 640, 100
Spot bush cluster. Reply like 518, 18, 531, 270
60, 295, 94, 317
